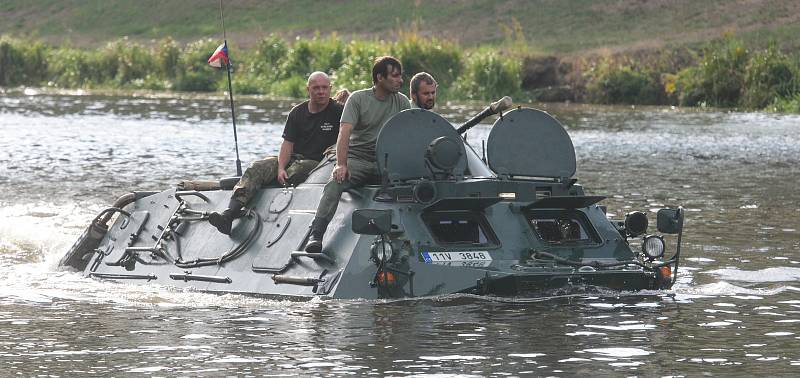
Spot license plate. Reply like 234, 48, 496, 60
422, 251, 492, 264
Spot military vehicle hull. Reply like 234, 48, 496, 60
60, 107, 684, 299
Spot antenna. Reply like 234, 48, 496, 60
218, 0, 242, 176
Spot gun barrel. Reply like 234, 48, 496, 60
456, 96, 512, 134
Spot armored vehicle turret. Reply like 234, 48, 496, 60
59, 102, 684, 299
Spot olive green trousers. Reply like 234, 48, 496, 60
313, 156, 379, 226
232, 155, 319, 205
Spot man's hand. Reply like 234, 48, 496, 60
277, 168, 289, 186
332, 164, 348, 184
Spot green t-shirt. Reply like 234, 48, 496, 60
341, 88, 411, 161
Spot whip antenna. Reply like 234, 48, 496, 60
218, 0, 242, 176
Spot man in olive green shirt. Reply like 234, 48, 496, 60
305, 56, 411, 254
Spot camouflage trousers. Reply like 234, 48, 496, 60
314, 155, 379, 225
232, 154, 319, 205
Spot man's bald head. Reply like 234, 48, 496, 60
307, 71, 332, 111
307, 71, 330, 86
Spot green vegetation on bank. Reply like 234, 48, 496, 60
582, 37, 800, 111
0, 33, 522, 102
2, 33, 800, 112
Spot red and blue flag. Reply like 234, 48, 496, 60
208, 42, 230, 68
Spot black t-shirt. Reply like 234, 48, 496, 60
281, 99, 343, 161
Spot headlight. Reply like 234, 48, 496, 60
641, 235, 665, 259
370, 239, 394, 263
625, 211, 648, 237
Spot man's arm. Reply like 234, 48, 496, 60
332, 122, 353, 183
276, 140, 294, 185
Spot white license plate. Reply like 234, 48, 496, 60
422, 251, 492, 264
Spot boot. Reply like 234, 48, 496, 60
305, 234, 323, 254
304, 217, 328, 253
208, 199, 245, 235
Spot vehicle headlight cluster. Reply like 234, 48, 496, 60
641, 235, 665, 259
625, 211, 648, 237
370, 239, 394, 263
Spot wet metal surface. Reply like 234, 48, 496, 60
1, 91, 799, 375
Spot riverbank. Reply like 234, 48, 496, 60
2, 33, 799, 112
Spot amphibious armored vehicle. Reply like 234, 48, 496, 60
59, 100, 685, 299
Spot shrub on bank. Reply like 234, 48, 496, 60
174, 38, 220, 92
771, 92, 800, 113
0, 36, 49, 86
670, 37, 799, 109
585, 60, 662, 105
333, 40, 382, 92
156, 37, 181, 80
253, 34, 287, 82
452, 51, 520, 100
668, 67, 703, 106
700, 37, 748, 107
280, 35, 345, 79
103, 39, 158, 87
0, 37, 24, 86
391, 33, 463, 90
742, 44, 796, 109
673, 37, 748, 107
46, 49, 99, 88
270, 76, 307, 98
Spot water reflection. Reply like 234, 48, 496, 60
1, 91, 799, 375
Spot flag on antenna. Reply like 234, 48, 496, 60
207, 42, 230, 68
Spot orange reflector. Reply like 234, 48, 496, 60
377, 271, 396, 285
659, 266, 672, 278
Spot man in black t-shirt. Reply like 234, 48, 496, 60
209, 72, 345, 235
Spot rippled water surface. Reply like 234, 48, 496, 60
1, 89, 799, 376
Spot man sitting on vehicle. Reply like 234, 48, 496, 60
208, 71, 345, 235
305, 56, 411, 253
409, 72, 437, 110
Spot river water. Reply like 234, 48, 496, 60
1, 89, 798, 376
